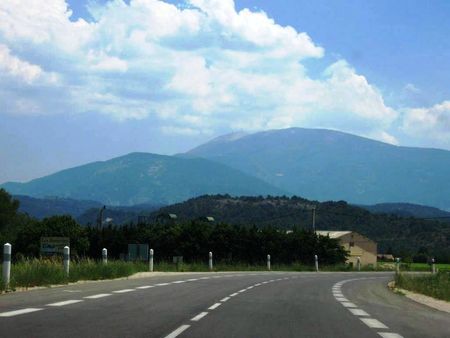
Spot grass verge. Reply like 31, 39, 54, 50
0, 259, 148, 291
395, 272, 450, 302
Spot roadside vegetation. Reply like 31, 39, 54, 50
0, 259, 148, 291
395, 272, 450, 301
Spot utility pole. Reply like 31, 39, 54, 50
312, 206, 316, 234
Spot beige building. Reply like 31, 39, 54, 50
316, 231, 377, 266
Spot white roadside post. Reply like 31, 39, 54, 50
357, 257, 361, 271
2, 243, 11, 290
209, 252, 213, 271
431, 258, 436, 274
396, 257, 400, 274
149, 249, 154, 272
63, 246, 70, 277
102, 248, 108, 264
314, 254, 319, 272
267, 254, 271, 271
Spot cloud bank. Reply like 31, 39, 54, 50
0, 0, 446, 147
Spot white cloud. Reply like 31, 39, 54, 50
0, 44, 43, 83
0, 0, 401, 140
402, 101, 450, 146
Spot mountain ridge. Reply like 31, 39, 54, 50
186, 127, 450, 210
1, 152, 287, 206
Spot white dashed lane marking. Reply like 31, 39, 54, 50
208, 303, 221, 310
46, 300, 83, 307
378, 332, 404, 338
341, 301, 358, 308
332, 278, 403, 338
191, 312, 208, 321
348, 308, 370, 316
163, 324, 191, 338
220, 296, 230, 302
112, 289, 135, 294
0, 308, 43, 317
136, 285, 155, 289
360, 318, 389, 329
84, 293, 112, 299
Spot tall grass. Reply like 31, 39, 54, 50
395, 272, 450, 301
0, 259, 148, 291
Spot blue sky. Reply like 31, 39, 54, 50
1, 0, 449, 183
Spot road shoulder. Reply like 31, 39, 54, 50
388, 281, 450, 314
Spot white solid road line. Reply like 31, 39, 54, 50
84, 293, 112, 299
187, 278, 198, 281
360, 318, 389, 329
220, 296, 231, 302
46, 300, 83, 307
335, 297, 349, 302
136, 285, 155, 289
164, 324, 191, 338
113, 289, 135, 293
348, 308, 370, 316
208, 303, 222, 310
0, 308, 43, 317
191, 312, 208, 321
378, 332, 404, 338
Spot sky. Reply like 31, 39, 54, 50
1, 0, 450, 183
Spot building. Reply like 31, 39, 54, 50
316, 231, 377, 266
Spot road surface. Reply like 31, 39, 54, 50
0, 272, 448, 337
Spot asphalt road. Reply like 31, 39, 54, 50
0, 272, 448, 338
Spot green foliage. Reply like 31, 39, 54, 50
0, 259, 148, 291
13, 215, 89, 257
395, 272, 450, 301
85, 221, 348, 265
152, 195, 450, 262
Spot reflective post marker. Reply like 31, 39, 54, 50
63, 246, 70, 277
267, 254, 271, 271
209, 252, 213, 271
2, 243, 11, 290
396, 257, 400, 274
149, 249, 154, 272
431, 258, 436, 274
357, 257, 361, 271
102, 248, 108, 264
314, 254, 319, 272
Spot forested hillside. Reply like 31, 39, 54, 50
153, 195, 450, 261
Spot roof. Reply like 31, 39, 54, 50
316, 231, 352, 239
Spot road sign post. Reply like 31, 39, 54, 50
149, 249, 154, 272
2, 243, 11, 290
396, 257, 400, 274
102, 248, 108, 264
209, 252, 213, 271
63, 246, 70, 277
267, 254, 271, 271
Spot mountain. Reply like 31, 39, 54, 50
360, 203, 450, 220
14, 195, 102, 219
151, 195, 450, 261
186, 128, 450, 210
1, 153, 286, 206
